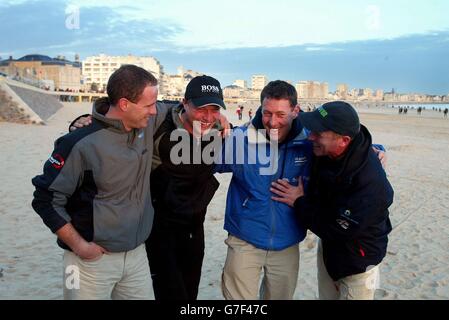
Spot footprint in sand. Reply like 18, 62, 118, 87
375, 288, 397, 300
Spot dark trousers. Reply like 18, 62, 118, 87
146, 221, 205, 300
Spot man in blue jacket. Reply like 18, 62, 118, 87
271, 101, 393, 300
215, 80, 313, 299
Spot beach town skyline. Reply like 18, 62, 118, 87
1, 0, 449, 95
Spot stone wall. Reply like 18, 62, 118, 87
8, 84, 62, 121
0, 88, 34, 124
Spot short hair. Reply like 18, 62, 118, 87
260, 80, 298, 107
107, 64, 158, 106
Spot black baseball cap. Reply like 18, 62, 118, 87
298, 101, 360, 138
184, 75, 226, 109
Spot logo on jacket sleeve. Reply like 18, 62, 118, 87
49, 154, 65, 169
294, 156, 307, 166
336, 218, 350, 230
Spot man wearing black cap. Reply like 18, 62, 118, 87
146, 75, 227, 300
271, 101, 394, 300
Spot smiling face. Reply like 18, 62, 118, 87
121, 85, 158, 130
182, 99, 221, 134
261, 98, 299, 143
308, 130, 351, 158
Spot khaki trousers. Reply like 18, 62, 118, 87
63, 243, 154, 300
317, 240, 380, 300
222, 235, 299, 300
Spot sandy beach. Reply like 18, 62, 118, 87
1, 102, 448, 300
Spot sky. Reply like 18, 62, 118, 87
1, 0, 449, 94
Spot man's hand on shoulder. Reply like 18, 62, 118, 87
372, 145, 387, 169
218, 113, 232, 138
69, 115, 93, 132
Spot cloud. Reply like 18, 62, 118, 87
2, 1, 448, 95
1, 0, 184, 58
305, 47, 344, 52
365, 5, 382, 31
156, 31, 449, 95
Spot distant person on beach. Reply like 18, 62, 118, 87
248, 108, 253, 121
236, 106, 242, 120
271, 101, 394, 300
444, 108, 448, 118
31, 65, 160, 300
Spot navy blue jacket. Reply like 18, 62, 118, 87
294, 125, 394, 281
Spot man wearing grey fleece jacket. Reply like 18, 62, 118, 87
31, 65, 165, 299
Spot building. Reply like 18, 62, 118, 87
336, 83, 349, 99
223, 85, 246, 98
233, 79, 247, 89
320, 82, 329, 99
0, 54, 81, 91
384, 92, 398, 101
296, 81, 308, 99
82, 54, 162, 91
360, 88, 373, 100
349, 88, 359, 98
295, 81, 328, 99
251, 75, 268, 91
375, 89, 384, 101
159, 66, 203, 98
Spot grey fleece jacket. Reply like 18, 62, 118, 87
31, 97, 168, 252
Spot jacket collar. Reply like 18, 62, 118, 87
171, 103, 186, 129
92, 97, 135, 134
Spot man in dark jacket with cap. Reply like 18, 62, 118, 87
271, 101, 394, 300
146, 75, 226, 300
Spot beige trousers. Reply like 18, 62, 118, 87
317, 239, 380, 300
63, 243, 154, 300
221, 235, 299, 300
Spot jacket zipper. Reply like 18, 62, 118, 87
269, 144, 287, 249
129, 130, 144, 248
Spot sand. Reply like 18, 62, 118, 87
0, 102, 448, 300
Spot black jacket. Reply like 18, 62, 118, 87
294, 125, 394, 281
150, 104, 220, 229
